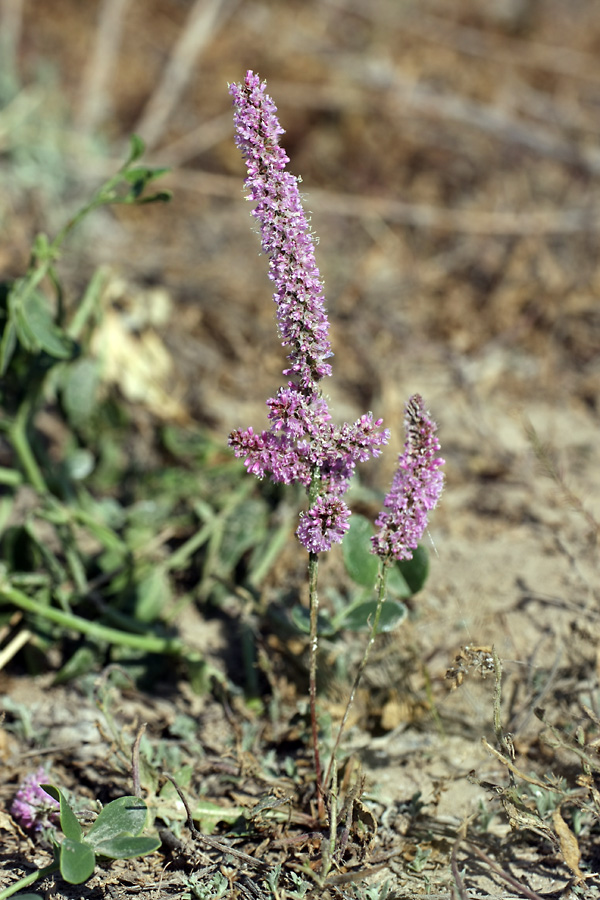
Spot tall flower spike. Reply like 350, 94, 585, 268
229, 71, 389, 552
371, 395, 444, 562
229, 71, 333, 390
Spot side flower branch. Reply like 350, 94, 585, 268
371, 394, 445, 563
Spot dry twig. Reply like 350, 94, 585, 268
76, 0, 131, 136
134, 0, 238, 150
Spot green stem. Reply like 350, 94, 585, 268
0, 860, 59, 900
324, 559, 390, 789
308, 549, 324, 816
10, 397, 47, 493
0, 581, 184, 656
66, 266, 109, 339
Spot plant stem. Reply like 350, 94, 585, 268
307, 548, 324, 819
324, 560, 390, 789
0, 860, 59, 900
0, 581, 185, 656
10, 397, 47, 493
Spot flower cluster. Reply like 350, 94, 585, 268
371, 395, 444, 562
11, 767, 59, 832
229, 72, 332, 389
229, 71, 389, 552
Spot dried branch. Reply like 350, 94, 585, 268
76, 0, 131, 136
134, 0, 238, 151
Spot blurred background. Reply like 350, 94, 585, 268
1, 0, 599, 668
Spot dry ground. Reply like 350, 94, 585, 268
1, 1, 600, 897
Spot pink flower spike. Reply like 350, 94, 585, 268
371, 395, 444, 562
229, 71, 333, 390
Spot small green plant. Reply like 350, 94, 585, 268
349, 879, 391, 899
183, 871, 229, 900
1, 785, 160, 898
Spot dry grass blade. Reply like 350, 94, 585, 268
172, 168, 600, 236
467, 841, 548, 900
134, 0, 238, 151
76, 0, 131, 136
0, 626, 31, 672
335, 0, 600, 84
0, 0, 23, 77
338, 55, 600, 176
450, 835, 469, 900
163, 774, 270, 872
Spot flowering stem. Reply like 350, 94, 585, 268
324, 560, 390, 789
307, 548, 324, 818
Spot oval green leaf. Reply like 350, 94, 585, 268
9, 894, 44, 899
94, 834, 161, 860
336, 598, 407, 633
86, 796, 148, 847
219, 499, 268, 572
53, 645, 97, 684
125, 134, 146, 166
59, 838, 96, 884
62, 358, 100, 427
386, 565, 412, 599
290, 604, 336, 637
397, 544, 429, 594
342, 515, 378, 588
20, 291, 75, 359
133, 567, 172, 623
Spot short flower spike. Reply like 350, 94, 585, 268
371, 395, 444, 562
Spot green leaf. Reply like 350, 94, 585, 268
137, 190, 172, 205
123, 134, 146, 167
122, 166, 170, 186
192, 800, 244, 835
122, 167, 171, 201
219, 499, 268, 572
32, 233, 52, 262
0, 316, 17, 375
59, 837, 96, 884
336, 598, 407, 633
397, 544, 429, 594
133, 567, 172, 623
93, 834, 161, 860
53, 645, 97, 684
290, 604, 336, 637
386, 565, 412, 599
62, 358, 100, 426
185, 655, 211, 695
342, 515, 378, 587
86, 796, 148, 847
18, 291, 75, 359
40, 785, 82, 841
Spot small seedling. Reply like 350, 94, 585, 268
1, 785, 160, 898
